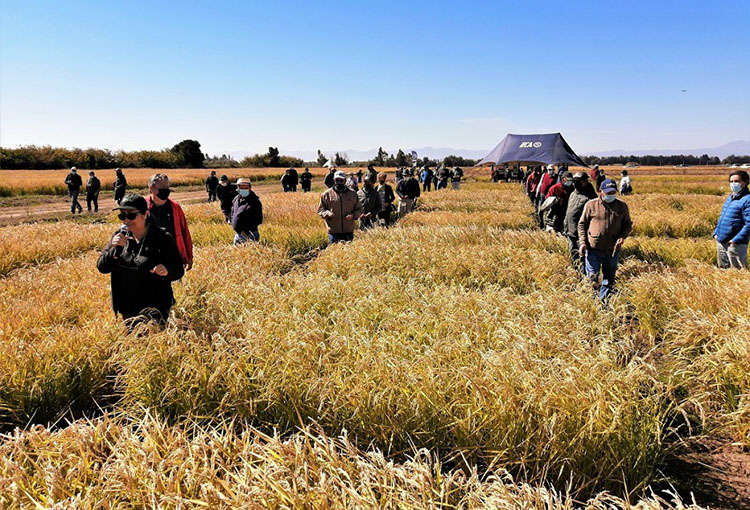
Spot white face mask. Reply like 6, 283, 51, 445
238, 189, 250, 197
729, 182, 743, 193
602, 194, 616, 203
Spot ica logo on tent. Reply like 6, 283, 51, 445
519, 142, 543, 148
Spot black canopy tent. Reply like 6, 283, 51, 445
476, 132, 589, 168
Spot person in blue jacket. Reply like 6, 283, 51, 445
713, 170, 750, 269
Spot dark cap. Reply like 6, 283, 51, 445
113, 193, 147, 213
219, 174, 228, 181
562, 171, 574, 180
600, 179, 617, 192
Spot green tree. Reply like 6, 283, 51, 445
317, 150, 328, 166
334, 152, 349, 166
395, 149, 408, 167
171, 139, 205, 168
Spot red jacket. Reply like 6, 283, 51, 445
539, 172, 557, 198
546, 182, 569, 199
146, 197, 193, 265
525, 172, 541, 195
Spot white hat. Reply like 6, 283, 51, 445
334, 170, 347, 180
546, 164, 555, 170
71, 166, 77, 171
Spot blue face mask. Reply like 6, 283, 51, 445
602, 194, 616, 203
238, 189, 250, 197
730, 182, 743, 193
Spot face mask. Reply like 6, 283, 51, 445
729, 182, 743, 193
563, 181, 573, 189
602, 194, 616, 203
238, 189, 250, 197
156, 188, 171, 200
334, 181, 347, 191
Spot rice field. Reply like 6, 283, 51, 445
0, 167, 344, 197
0, 173, 746, 509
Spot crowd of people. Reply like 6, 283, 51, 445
89, 165, 748, 331
64, 167, 128, 214
520, 163, 749, 301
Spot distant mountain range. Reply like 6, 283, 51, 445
223, 140, 750, 162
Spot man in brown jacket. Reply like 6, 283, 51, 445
578, 178, 633, 301
318, 170, 363, 244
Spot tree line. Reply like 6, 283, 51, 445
582, 154, 749, 166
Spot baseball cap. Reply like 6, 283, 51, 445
113, 193, 147, 213
546, 164, 555, 170
600, 179, 617, 192
334, 170, 347, 180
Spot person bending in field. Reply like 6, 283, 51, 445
713, 170, 750, 269
318, 170, 362, 244
578, 179, 633, 302
357, 174, 382, 230
146, 173, 194, 272
97, 194, 184, 331
376, 172, 396, 227
216, 174, 237, 223
64, 166, 83, 214
619, 170, 632, 195
231, 178, 263, 245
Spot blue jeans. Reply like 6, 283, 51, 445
234, 231, 259, 245
70, 189, 82, 213
328, 232, 354, 244
585, 249, 620, 301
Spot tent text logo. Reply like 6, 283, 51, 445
519, 141, 542, 148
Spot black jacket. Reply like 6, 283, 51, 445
324, 172, 335, 189
97, 224, 184, 318
300, 170, 313, 183
86, 176, 101, 195
65, 172, 83, 191
231, 191, 263, 234
396, 177, 421, 199
206, 175, 219, 190
114, 174, 127, 199
216, 183, 237, 210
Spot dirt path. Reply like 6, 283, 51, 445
0, 185, 280, 226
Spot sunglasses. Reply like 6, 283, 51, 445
117, 212, 140, 220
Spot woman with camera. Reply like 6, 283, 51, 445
97, 193, 184, 329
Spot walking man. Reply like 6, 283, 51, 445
206, 170, 219, 201
65, 167, 83, 214
357, 174, 382, 230
578, 179, 633, 302
396, 169, 421, 218
216, 174, 237, 223
318, 170, 362, 244
85, 170, 101, 212
300, 167, 313, 192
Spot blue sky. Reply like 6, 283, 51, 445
1, 0, 748, 156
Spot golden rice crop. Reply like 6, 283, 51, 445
0, 178, 745, 504
0, 415, 705, 509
